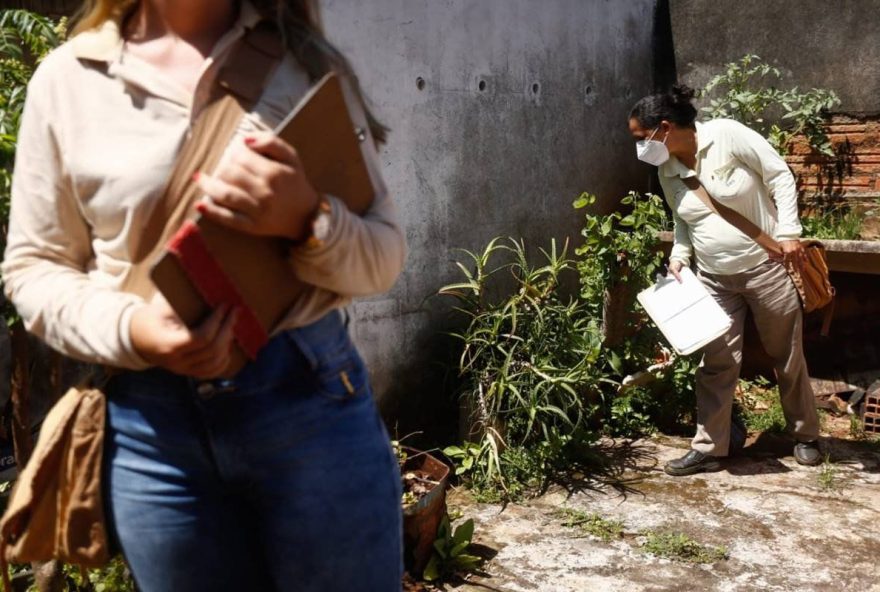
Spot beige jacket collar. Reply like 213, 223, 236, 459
659, 121, 714, 179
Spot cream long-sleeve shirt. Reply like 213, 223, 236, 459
658, 119, 801, 275
2, 3, 406, 369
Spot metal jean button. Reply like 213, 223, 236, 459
195, 380, 236, 400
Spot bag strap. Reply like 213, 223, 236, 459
683, 176, 836, 333
122, 20, 285, 298
681, 176, 784, 258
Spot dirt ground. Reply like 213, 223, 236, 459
446, 418, 880, 592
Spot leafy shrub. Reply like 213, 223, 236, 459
700, 54, 840, 156
801, 203, 866, 240
439, 193, 702, 500
573, 192, 697, 435
0, 10, 65, 249
439, 238, 605, 499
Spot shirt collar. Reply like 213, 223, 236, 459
71, 1, 263, 62
658, 120, 714, 179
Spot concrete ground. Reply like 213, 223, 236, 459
447, 431, 880, 592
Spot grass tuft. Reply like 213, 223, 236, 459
641, 530, 729, 564
557, 508, 624, 542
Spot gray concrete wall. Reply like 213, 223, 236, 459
670, 0, 880, 113
321, 0, 657, 441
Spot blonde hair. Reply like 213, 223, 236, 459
71, 0, 388, 143
70, 0, 137, 36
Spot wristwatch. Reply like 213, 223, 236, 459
304, 196, 332, 250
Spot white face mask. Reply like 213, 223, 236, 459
636, 127, 670, 166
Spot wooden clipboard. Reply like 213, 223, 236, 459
150, 73, 375, 375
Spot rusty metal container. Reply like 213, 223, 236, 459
401, 448, 450, 577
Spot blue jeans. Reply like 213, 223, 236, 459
104, 311, 403, 591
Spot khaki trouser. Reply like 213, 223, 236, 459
693, 259, 820, 456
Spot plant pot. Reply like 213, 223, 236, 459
401, 448, 450, 577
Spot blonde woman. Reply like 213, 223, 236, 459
3, 0, 406, 589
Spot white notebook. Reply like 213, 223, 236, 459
636, 267, 732, 355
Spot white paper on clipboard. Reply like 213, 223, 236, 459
636, 267, 732, 355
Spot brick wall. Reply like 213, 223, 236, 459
786, 113, 880, 204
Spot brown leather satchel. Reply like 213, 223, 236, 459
0, 20, 284, 583
682, 176, 835, 334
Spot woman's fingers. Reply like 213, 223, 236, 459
177, 307, 238, 376
196, 196, 256, 233
244, 131, 299, 165
191, 304, 230, 346
195, 172, 261, 216
780, 240, 806, 272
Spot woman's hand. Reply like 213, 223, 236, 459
779, 239, 805, 272
129, 296, 238, 378
668, 259, 684, 283
194, 131, 320, 241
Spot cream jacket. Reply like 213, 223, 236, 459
658, 119, 801, 275
2, 3, 406, 369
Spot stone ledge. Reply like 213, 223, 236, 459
656, 231, 880, 275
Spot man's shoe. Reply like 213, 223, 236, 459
664, 449, 722, 476
794, 440, 822, 466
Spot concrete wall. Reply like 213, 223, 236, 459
670, 0, 880, 113
321, 0, 656, 441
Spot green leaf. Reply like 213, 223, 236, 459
422, 555, 440, 581
608, 350, 624, 375
452, 518, 475, 546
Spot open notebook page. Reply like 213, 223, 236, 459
636, 267, 733, 355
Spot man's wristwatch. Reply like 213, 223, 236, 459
303, 196, 332, 250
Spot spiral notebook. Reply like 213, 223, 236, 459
636, 267, 732, 355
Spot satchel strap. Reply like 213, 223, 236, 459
123, 20, 285, 298
682, 175, 836, 333
681, 176, 784, 258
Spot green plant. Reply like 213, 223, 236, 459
736, 377, 786, 434
573, 192, 668, 319
442, 441, 483, 477
574, 191, 697, 435
0, 10, 65, 251
439, 238, 605, 500
556, 508, 624, 542
849, 414, 865, 439
801, 205, 863, 240
641, 530, 728, 564
700, 54, 840, 156
422, 515, 481, 583
817, 455, 841, 491
61, 557, 136, 592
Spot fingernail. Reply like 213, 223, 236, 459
196, 202, 207, 213
244, 137, 256, 146
192, 171, 201, 182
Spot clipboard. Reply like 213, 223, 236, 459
636, 267, 732, 355
149, 73, 375, 374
